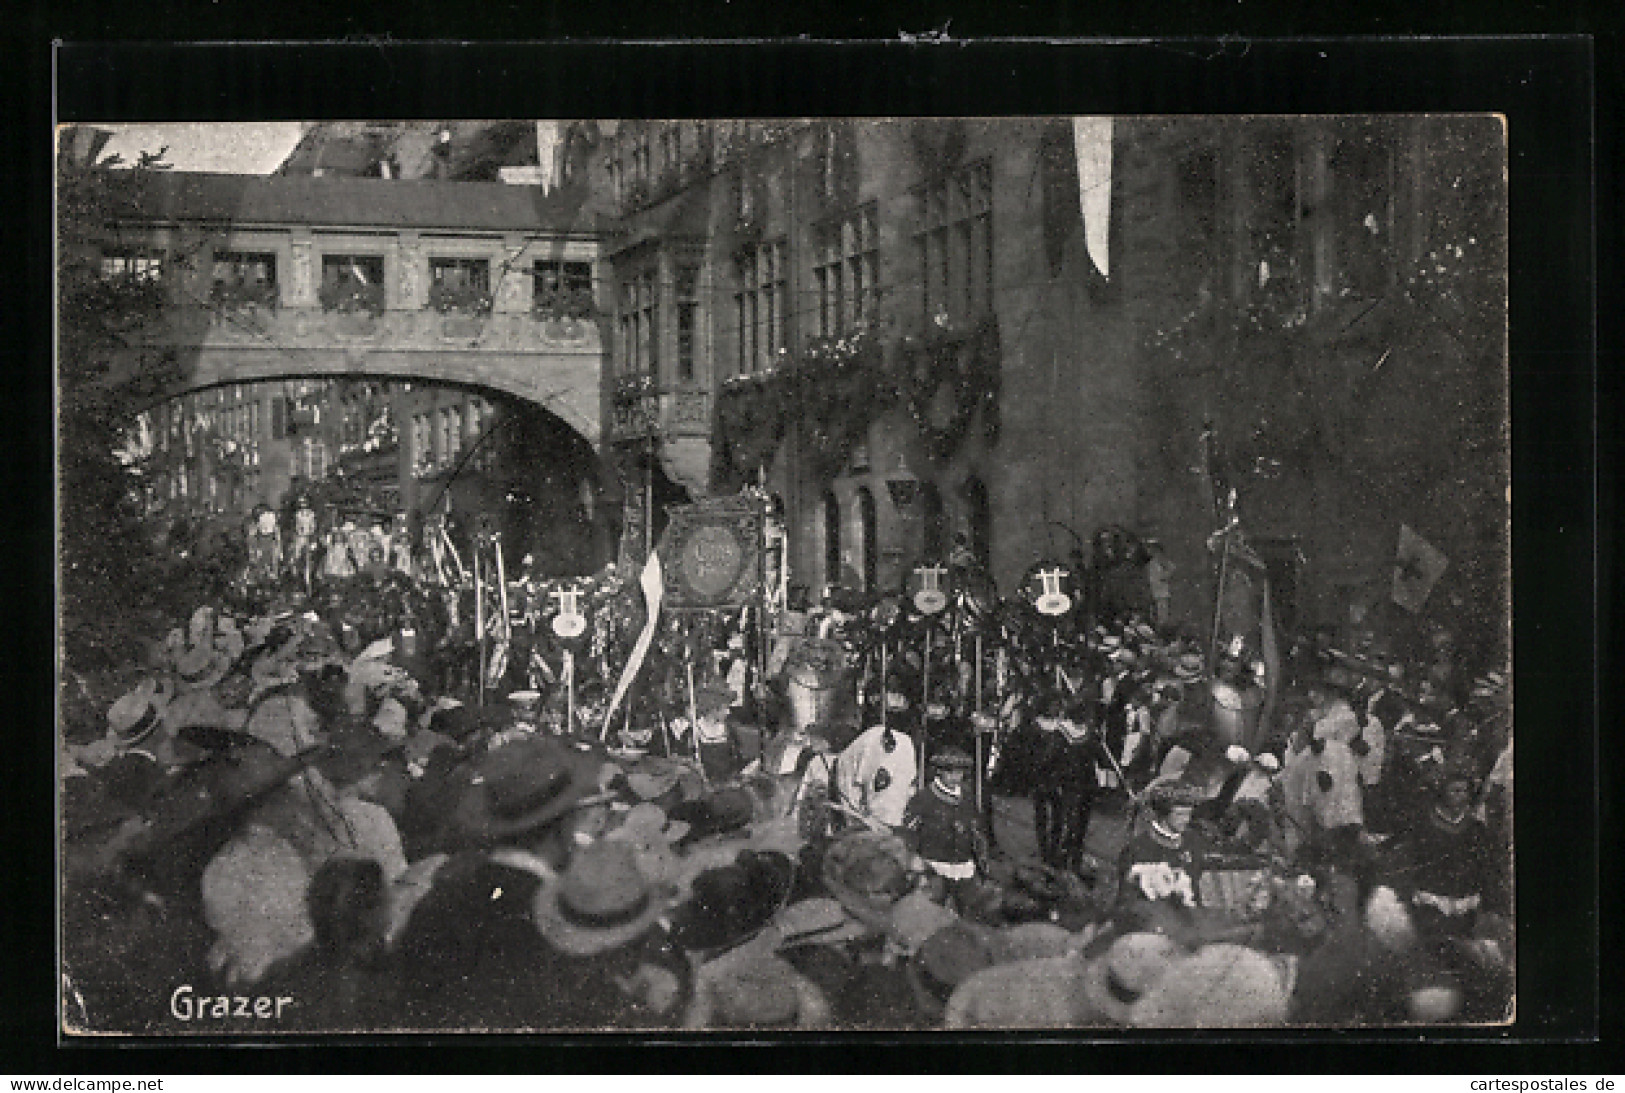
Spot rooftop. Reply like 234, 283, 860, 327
102, 170, 605, 236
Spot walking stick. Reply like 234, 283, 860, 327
920, 627, 932, 785
974, 633, 985, 813
686, 657, 707, 786
474, 547, 485, 707
880, 642, 889, 732
564, 649, 575, 736
1210, 530, 1232, 671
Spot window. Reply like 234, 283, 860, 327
413, 414, 430, 469
734, 240, 785, 375
428, 258, 491, 313
815, 203, 878, 336
534, 259, 594, 318
211, 251, 278, 308
100, 247, 163, 282
961, 475, 992, 571
917, 160, 992, 327
1176, 147, 1222, 303
439, 407, 461, 463
1244, 128, 1303, 315
676, 265, 700, 382
270, 396, 289, 441
297, 437, 328, 481
617, 270, 660, 376
320, 254, 385, 313
823, 491, 841, 594
856, 487, 878, 594
1328, 129, 1394, 301
659, 126, 681, 176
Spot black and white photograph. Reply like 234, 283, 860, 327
56, 112, 1516, 1036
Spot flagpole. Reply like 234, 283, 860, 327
474, 544, 486, 707
974, 633, 984, 813
920, 627, 932, 785
564, 649, 575, 737
687, 657, 706, 787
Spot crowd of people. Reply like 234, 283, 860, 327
59, 527, 1513, 1033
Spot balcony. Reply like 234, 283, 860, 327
607, 380, 711, 443
149, 301, 603, 356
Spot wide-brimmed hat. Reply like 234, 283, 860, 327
106, 678, 170, 747
1145, 777, 1208, 810
1081, 931, 1186, 1025
670, 849, 796, 955
174, 643, 231, 692
532, 839, 672, 956
773, 897, 871, 949
1128, 943, 1290, 1028
686, 952, 831, 1030
906, 922, 998, 1020
1173, 653, 1205, 681
821, 831, 913, 932
451, 736, 613, 846
930, 747, 974, 772
944, 953, 1093, 1029
244, 693, 323, 758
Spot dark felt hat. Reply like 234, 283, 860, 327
670, 849, 796, 956
450, 736, 612, 846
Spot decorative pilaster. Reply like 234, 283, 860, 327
494, 235, 530, 314
396, 232, 424, 310
287, 230, 317, 308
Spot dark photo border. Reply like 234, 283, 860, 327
17, 35, 1603, 1074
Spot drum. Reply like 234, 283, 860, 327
1209, 679, 1264, 752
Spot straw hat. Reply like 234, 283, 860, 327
685, 952, 831, 1030
1080, 931, 1185, 1025
106, 678, 170, 747
532, 840, 672, 957
1128, 943, 1290, 1028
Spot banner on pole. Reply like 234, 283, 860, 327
1392, 523, 1449, 613
660, 496, 765, 610
1072, 116, 1113, 280
602, 551, 664, 734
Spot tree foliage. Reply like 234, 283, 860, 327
57, 145, 192, 669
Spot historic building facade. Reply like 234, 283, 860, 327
100, 169, 617, 571
589, 116, 1505, 649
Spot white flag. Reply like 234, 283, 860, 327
1392, 524, 1449, 614
602, 550, 664, 736
1072, 116, 1113, 279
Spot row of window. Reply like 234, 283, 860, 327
409, 399, 495, 474
1173, 126, 1407, 312
615, 158, 994, 382
101, 248, 594, 315
816, 477, 991, 597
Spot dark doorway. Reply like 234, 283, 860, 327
960, 474, 992, 570
856, 486, 877, 594
920, 481, 948, 563
823, 490, 841, 595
